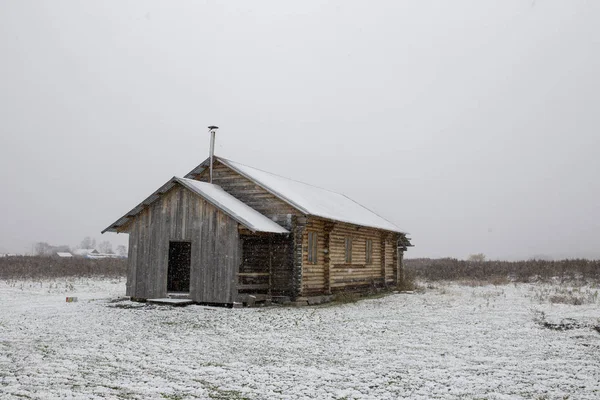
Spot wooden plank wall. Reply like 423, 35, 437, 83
301, 217, 399, 294
126, 184, 239, 303
192, 161, 301, 229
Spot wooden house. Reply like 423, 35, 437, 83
103, 151, 412, 305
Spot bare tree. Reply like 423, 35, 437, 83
98, 241, 114, 254
468, 253, 486, 262
115, 245, 127, 257
34, 242, 52, 256
80, 237, 97, 250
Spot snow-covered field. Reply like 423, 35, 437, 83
0, 278, 598, 400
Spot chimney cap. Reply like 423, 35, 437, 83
208, 126, 219, 130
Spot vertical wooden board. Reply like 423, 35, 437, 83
202, 202, 212, 302
169, 186, 178, 240
209, 207, 219, 301
227, 217, 238, 303
133, 213, 141, 298
215, 211, 226, 303
140, 199, 153, 298
174, 187, 183, 240
209, 209, 219, 302
212, 210, 220, 302
155, 197, 167, 297
198, 199, 211, 302
189, 197, 199, 301
202, 200, 211, 302
187, 191, 197, 297
181, 187, 188, 239
231, 224, 239, 303
217, 211, 226, 302
191, 198, 203, 302
137, 209, 149, 298
156, 191, 169, 297
126, 221, 138, 297
147, 201, 159, 298
147, 201, 157, 298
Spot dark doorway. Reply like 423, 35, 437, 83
167, 241, 191, 292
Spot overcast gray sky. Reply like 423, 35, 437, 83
1, 1, 598, 259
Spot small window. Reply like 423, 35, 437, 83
345, 237, 352, 263
366, 239, 373, 264
307, 231, 318, 264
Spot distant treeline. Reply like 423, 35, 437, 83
3, 256, 599, 283
405, 258, 600, 283
0, 256, 127, 280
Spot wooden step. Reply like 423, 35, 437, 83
147, 298, 194, 306
167, 292, 191, 299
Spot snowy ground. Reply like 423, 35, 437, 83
0, 278, 598, 400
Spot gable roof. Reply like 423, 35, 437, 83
102, 177, 289, 234
185, 156, 406, 234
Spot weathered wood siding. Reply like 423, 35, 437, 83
126, 184, 239, 303
192, 161, 301, 229
300, 217, 399, 294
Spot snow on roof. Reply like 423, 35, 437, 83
56, 252, 73, 258
73, 249, 98, 256
176, 178, 288, 234
102, 177, 289, 234
216, 158, 405, 233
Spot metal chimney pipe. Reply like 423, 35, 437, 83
208, 126, 219, 183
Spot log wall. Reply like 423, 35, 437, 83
301, 218, 327, 295
300, 217, 400, 294
126, 184, 239, 303
192, 161, 301, 229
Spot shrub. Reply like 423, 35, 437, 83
397, 268, 417, 291
0, 256, 127, 280
404, 258, 600, 284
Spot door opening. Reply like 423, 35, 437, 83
167, 241, 191, 292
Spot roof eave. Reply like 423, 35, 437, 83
175, 178, 287, 234
101, 178, 179, 234
103, 176, 289, 235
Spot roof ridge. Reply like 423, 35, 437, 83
217, 156, 346, 196
182, 155, 406, 234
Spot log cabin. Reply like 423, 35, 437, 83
102, 134, 412, 305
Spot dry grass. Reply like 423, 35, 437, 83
531, 285, 599, 305
0, 256, 127, 280
405, 258, 600, 285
